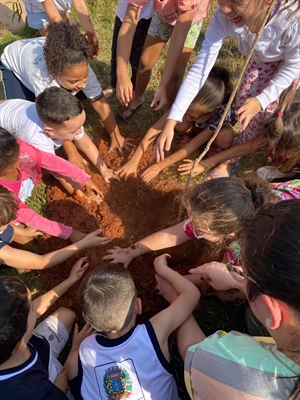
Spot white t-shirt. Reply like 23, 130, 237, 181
22, 0, 71, 14
0, 99, 84, 154
116, 0, 153, 21
1, 37, 103, 101
168, 1, 300, 122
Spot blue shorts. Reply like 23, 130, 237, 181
25, 5, 71, 29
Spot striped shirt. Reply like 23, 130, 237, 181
185, 331, 300, 400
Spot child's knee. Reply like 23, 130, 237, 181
214, 127, 235, 149
51, 307, 76, 334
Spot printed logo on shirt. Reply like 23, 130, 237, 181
95, 358, 145, 399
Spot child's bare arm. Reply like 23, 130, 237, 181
42, 0, 63, 22
72, 0, 99, 56
76, 132, 119, 184
117, 112, 168, 181
176, 315, 206, 361
178, 135, 262, 176
90, 97, 133, 153
65, 323, 96, 381
116, 5, 141, 106
32, 257, 89, 318
103, 221, 190, 267
142, 127, 213, 182
150, 254, 200, 358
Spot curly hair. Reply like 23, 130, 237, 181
44, 22, 93, 79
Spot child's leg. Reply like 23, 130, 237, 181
129, 17, 152, 90
212, 126, 235, 149
105, 16, 122, 97
125, 14, 170, 114
34, 307, 76, 381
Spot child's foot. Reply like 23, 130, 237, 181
256, 166, 295, 181
103, 86, 115, 99
205, 161, 240, 180
141, 164, 162, 183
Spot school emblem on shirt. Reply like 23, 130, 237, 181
103, 366, 132, 399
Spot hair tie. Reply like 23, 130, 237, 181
278, 111, 284, 117
251, 188, 257, 203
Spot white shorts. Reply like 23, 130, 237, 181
34, 315, 69, 382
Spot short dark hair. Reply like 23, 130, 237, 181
0, 185, 18, 226
35, 87, 84, 125
79, 264, 137, 332
0, 127, 20, 175
0, 277, 29, 364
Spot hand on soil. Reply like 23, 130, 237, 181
178, 159, 204, 177
70, 229, 87, 243
68, 257, 89, 283
102, 246, 133, 268
71, 322, 97, 351
155, 273, 179, 304
141, 164, 162, 183
22, 227, 44, 237
116, 160, 138, 181
81, 228, 111, 248
85, 179, 104, 204
86, 31, 99, 56
108, 135, 135, 154
101, 167, 121, 184
189, 262, 242, 291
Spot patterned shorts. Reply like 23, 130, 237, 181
147, 13, 202, 49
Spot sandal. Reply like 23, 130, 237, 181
205, 160, 241, 181
117, 103, 143, 123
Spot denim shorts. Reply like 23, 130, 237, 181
25, 4, 71, 29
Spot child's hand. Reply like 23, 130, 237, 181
237, 97, 262, 131
109, 133, 135, 154
178, 159, 205, 177
116, 160, 138, 181
68, 257, 89, 284
84, 179, 104, 205
141, 164, 162, 183
102, 246, 133, 268
69, 229, 87, 243
71, 322, 96, 351
79, 228, 111, 248
116, 75, 133, 107
22, 227, 44, 237
155, 273, 179, 304
189, 262, 242, 291
152, 123, 175, 162
153, 253, 171, 274
150, 85, 167, 111
86, 31, 99, 56
101, 167, 121, 184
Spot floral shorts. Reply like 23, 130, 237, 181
148, 13, 202, 49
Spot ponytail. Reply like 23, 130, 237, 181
263, 80, 300, 172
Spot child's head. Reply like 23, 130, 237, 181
263, 82, 300, 173
185, 66, 233, 123
180, 177, 271, 242
218, 1, 269, 29
44, 22, 92, 91
0, 127, 20, 177
0, 276, 31, 365
79, 265, 138, 333
0, 185, 18, 228
35, 87, 85, 141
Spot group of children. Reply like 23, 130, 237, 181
1, 0, 300, 399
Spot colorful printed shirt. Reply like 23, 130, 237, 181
185, 331, 300, 399
194, 103, 238, 131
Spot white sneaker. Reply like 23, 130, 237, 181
256, 166, 295, 181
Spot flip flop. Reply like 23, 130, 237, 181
117, 103, 143, 123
